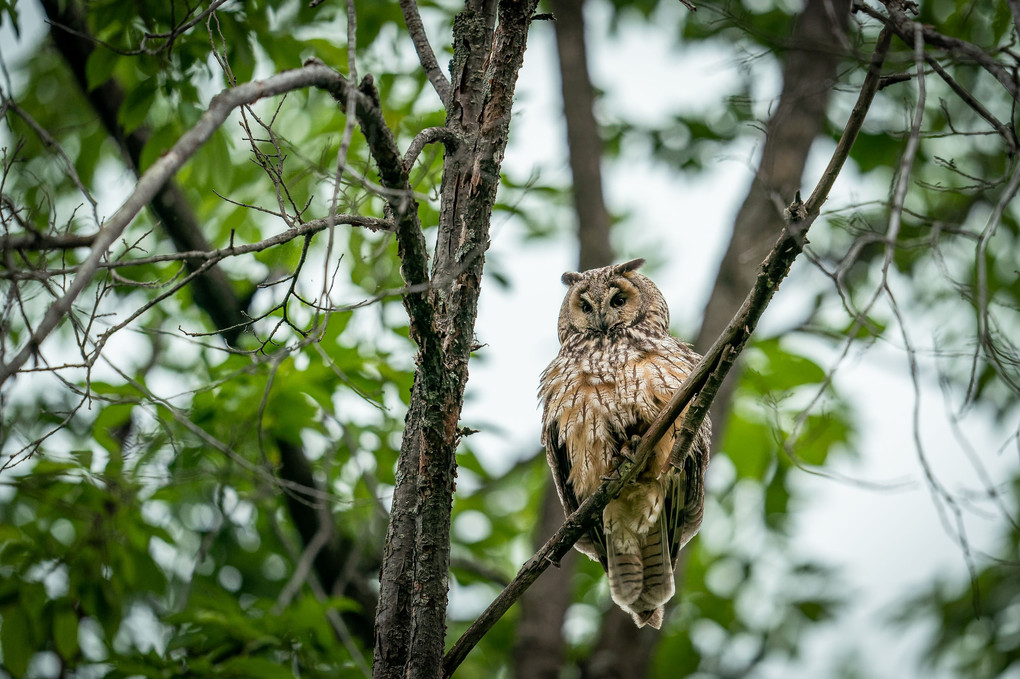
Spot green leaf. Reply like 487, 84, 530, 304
1, 604, 33, 677
53, 605, 79, 660
117, 77, 158, 134
84, 47, 119, 92
747, 337, 827, 392
217, 656, 296, 679
721, 410, 773, 480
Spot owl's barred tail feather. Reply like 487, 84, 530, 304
611, 518, 675, 629
637, 516, 675, 606
606, 530, 644, 605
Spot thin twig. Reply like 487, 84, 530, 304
967, 160, 1020, 401
0, 94, 98, 215
925, 56, 1019, 155
3, 215, 390, 275
398, 0, 452, 107
0, 62, 372, 387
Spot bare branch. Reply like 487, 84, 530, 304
969, 161, 1020, 400
806, 25, 892, 215
0, 231, 97, 252
398, 0, 452, 107
10, 214, 390, 271
925, 55, 1018, 155
0, 63, 352, 387
857, 1, 1019, 103
0, 95, 98, 214
402, 126, 459, 174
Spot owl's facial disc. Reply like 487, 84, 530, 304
569, 278, 642, 336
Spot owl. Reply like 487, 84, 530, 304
538, 258, 711, 629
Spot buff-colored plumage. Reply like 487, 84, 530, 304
538, 258, 711, 629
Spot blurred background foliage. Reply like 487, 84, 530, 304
0, 0, 1018, 677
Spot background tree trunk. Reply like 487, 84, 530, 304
694, 0, 852, 442
41, 0, 248, 345
514, 1, 613, 675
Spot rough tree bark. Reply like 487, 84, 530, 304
373, 2, 541, 678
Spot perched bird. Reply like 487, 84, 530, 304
538, 258, 711, 628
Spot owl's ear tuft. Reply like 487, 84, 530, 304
561, 271, 583, 285
613, 258, 646, 275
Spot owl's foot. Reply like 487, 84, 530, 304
614, 435, 644, 466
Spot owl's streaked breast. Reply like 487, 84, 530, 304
539, 335, 685, 499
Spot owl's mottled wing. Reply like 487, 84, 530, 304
650, 340, 712, 563
544, 420, 609, 567
661, 441, 708, 566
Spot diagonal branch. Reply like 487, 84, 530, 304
924, 55, 1019, 155
0, 63, 356, 387
398, 0, 452, 107
858, 1, 1019, 103
441, 24, 893, 677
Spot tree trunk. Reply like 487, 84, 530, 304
553, 0, 614, 272
514, 1, 614, 675
373, 2, 541, 677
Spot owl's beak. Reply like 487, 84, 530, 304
594, 313, 609, 333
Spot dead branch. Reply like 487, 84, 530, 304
857, 1, 1019, 103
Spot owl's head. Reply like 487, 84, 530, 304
557, 258, 670, 343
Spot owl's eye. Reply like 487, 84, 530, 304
610, 293, 627, 308
580, 300, 593, 313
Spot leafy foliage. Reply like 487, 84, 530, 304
1, 0, 1018, 677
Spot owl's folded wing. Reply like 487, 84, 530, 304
544, 421, 608, 569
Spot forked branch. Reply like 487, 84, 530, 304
441, 25, 893, 678
0, 62, 403, 387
